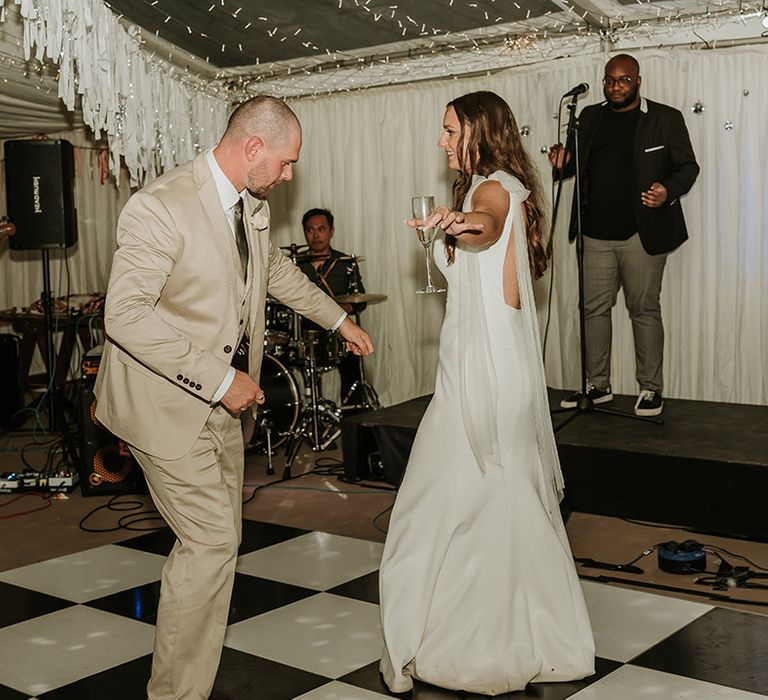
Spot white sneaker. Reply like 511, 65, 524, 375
634, 389, 663, 416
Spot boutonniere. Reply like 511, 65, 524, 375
249, 200, 269, 231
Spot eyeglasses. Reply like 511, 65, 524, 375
602, 76, 635, 88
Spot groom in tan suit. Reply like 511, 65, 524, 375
94, 96, 372, 699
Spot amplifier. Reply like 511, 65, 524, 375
75, 378, 145, 496
81, 345, 104, 377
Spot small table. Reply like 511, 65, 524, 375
0, 309, 103, 393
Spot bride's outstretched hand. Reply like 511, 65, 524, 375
406, 206, 484, 236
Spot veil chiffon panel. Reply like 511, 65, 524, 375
457, 171, 565, 522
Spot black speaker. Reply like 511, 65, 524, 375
0, 334, 22, 427
76, 379, 145, 496
5, 139, 78, 250
341, 418, 383, 483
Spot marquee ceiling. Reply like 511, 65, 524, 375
1, 0, 764, 159
104, 0, 759, 96
106, 0, 562, 69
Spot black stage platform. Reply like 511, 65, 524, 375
341, 390, 768, 541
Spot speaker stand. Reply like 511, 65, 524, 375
40, 249, 58, 431
13, 249, 72, 436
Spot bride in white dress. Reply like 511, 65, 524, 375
379, 91, 595, 695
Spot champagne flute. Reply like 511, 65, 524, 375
411, 196, 445, 294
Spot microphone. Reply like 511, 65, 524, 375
563, 82, 589, 97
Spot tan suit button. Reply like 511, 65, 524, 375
177, 374, 183, 380
195, 383, 202, 390
224, 345, 232, 353
239, 319, 244, 325
183, 378, 190, 385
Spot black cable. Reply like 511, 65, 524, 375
78, 494, 161, 533
704, 546, 768, 573
314, 457, 343, 468
577, 532, 768, 585
341, 478, 396, 492
241, 467, 316, 506
243, 451, 398, 503
19, 436, 61, 472
313, 464, 345, 477
117, 513, 167, 530
542, 93, 569, 362
575, 545, 655, 575
242, 453, 398, 543
372, 502, 394, 535
620, 517, 689, 529
579, 572, 768, 607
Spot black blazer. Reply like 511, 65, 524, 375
560, 97, 699, 255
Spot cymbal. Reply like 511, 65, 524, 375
279, 243, 309, 251
292, 253, 367, 264
337, 254, 366, 262
334, 292, 387, 304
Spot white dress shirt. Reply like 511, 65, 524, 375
205, 149, 346, 405
207, 149, 244, 404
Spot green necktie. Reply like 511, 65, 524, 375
232, 198, 249, 280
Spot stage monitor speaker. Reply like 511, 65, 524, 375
5, 139, 78, 250
76, 379, 145, 496
340, 417, 380, 482
0, 334, 22, 427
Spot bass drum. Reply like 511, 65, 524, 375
248, 354, 300, 451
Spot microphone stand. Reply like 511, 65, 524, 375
550, 93, 663, 431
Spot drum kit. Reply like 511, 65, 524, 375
247, 245, 384, 477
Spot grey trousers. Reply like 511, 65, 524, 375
583, 234, 667, 393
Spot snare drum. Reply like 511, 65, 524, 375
299, 329, 348, 369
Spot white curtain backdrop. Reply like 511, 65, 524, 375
2, 45, 766, 407
270, 45, 768, 407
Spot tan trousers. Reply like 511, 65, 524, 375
130, 406, 244, 700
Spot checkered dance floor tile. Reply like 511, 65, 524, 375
1, 521, 767, 699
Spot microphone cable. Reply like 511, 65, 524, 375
542, 93, 569, 365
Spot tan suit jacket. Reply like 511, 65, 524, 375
94, 152, 343, 460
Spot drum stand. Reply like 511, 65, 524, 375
339, 264, 380, 414
340, 318, 380, 413
270, 248, 382, 478
282, 331, 341, 479
258, 416, 275, 475
340, 364, 380, 412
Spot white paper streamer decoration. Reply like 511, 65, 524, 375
14, 0, 230, 185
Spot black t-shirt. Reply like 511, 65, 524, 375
583, 106, 640, 240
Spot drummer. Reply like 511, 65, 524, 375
298, 208, 366, 410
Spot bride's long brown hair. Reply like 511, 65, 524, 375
444, 91, 549, 279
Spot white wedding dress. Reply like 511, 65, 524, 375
379, 172, 595, 695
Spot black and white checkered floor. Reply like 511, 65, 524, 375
1, 520, 768, 699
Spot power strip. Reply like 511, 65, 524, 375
0, 475, 20, 492
38, 472, 79, 493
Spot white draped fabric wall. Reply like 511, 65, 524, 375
268, 45, 768, 407
1, 45, 766, 407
